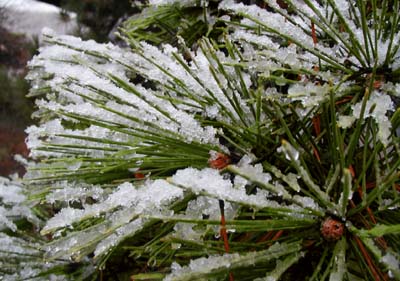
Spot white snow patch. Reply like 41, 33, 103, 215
1, 0, 78, 38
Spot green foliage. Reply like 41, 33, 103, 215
1, 0, 400, 280
122, 1, 222, 47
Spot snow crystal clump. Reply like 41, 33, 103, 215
0, 177, 38, 231
164, 242, 299, 280
292, 195, 319, 211
94, 218, 147, 257
337, 115, 356, 129
42, 179, 184, 260
27, 31, 222, 159
148, 0, 199, 7
46, 182, 104, 204
288, 83, 330, 108
381, 253, 400, 271
352, 92, 394, 146
164, 253, 240, 281
0, 177, 25, 204
380, 199, 400, 210
42, 180, 183, 234
171, 168, 276, 209
173, 196, 238, 240
236, 154, 271, 184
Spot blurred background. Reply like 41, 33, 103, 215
0, 0, 136, 176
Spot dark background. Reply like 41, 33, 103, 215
0, 0, 133, 176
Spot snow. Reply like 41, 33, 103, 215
381, 253, 400, 271
171, 167, 277, 209
94, 218, 147, 257
1, 0, 60, 12
236, 154, 272, 184
25, 31, 223, 159
337, 115, 356, 128
0, 232, 91, 280
42, 179, 184, 259
164, 241, 300, 281
381, 253, 400, 279
0, 177, 75, 280
42, 179, 183, 234
219, 0, 314, 51
288, 83, 330, 108
7, 0, 399, 277
46, 182, 104, 204
351, 91, 394, 146
148, 0, 200, 6
0, 177, 25, 204
0, 0, 78, 38
0, 177, 38, 231
173, 196, 237, 240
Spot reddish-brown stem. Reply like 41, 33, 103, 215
257, 231, 275, 243
220, 215, 230, 253
272, 230, 284, 241
335, 96, 353, 105
312, 115, 321, 136
219, 200, 234, 281
311, 21, 317, 46
366, 206, 377, 224
356, 187, 378, 225
312, 145, 321, 162
366, 181, 376, 189
349, 165, 356, 177
349, 200, 372, 228
354, 236, 387, 281
237, 232, 254, 242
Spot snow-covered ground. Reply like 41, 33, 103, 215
0, 0, 78, 38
